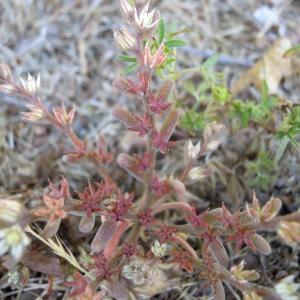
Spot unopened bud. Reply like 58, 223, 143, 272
120, 0, 135, 24
0, 62, 13, 81
53, 103, 75, 127
184, 139, 201, 163
277, 220, 300, 247
0, 84, 16, 94
114, 27, 136, 51
21, 104, 44, 122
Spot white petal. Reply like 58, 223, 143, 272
0, 228, 8, 238
0, 240, 9, 256
36, 73, 41, 89
11, 244, 24, 261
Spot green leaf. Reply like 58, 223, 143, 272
118, 55, 137, 63
157, 19, 165, 44
180, 109, 206, 134
274, 136, 290, 165
283, 44, 300, 58
164, 39, 187, 48
122, 62, 138, 75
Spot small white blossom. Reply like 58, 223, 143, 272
0, 225, 30, 261
151, 240, 167, 257
275, 275, 300, 300
123, 259, 159, 286
133, 2, 160, 32
184, 139, 201, 163
20, 73, 40, 94
7, 269, 20, 286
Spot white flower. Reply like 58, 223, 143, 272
0, 199, 23, 224
133, 2, 160, 32
275, 275, 300, 300
0, 225, 30, 261
151, 240, 167, 257
20, 73, 40, 94
184, 139, 201, 163
122, 258, 159, 286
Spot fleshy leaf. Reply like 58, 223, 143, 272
103, 277, 129, 300
159, 109, 180, 141
212, 280, 225, 300
209, 238, 229, 268
79, 214, 95, 233
91, 219, 117, 253
117, 153, 145, 181
250, 234, 271, 255
113, 107, 137, 128
43, 219, 61, 239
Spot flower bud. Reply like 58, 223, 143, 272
53, 103, 75, 127
143, 44, 166, 69
20, 73, 40, 94
113, 27, 136, 51
0, 84, 16, 95
0, 62, 13, 81
120, 0, 135, 24
184, 139, 201, 163
21, 104, 44, 122
277, 220, 300, 247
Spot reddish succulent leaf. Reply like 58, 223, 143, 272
117, 153, 145, 181
22, 250, 64, 278
104, 277, 129, 300
250, 234, 272, 255
212, 280, 225, 300
64, 272, 88, 297
209, 238, 229, 268
168, 179, 186, 202
91, 219, 117, 253
159, 109, 180, 141
79, 213, 95, 233
113, 77, 144, 97
113, 107, 137, 129
104, 221, 129, 259
157, 80, 173, 102
42, 218, 61, 239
